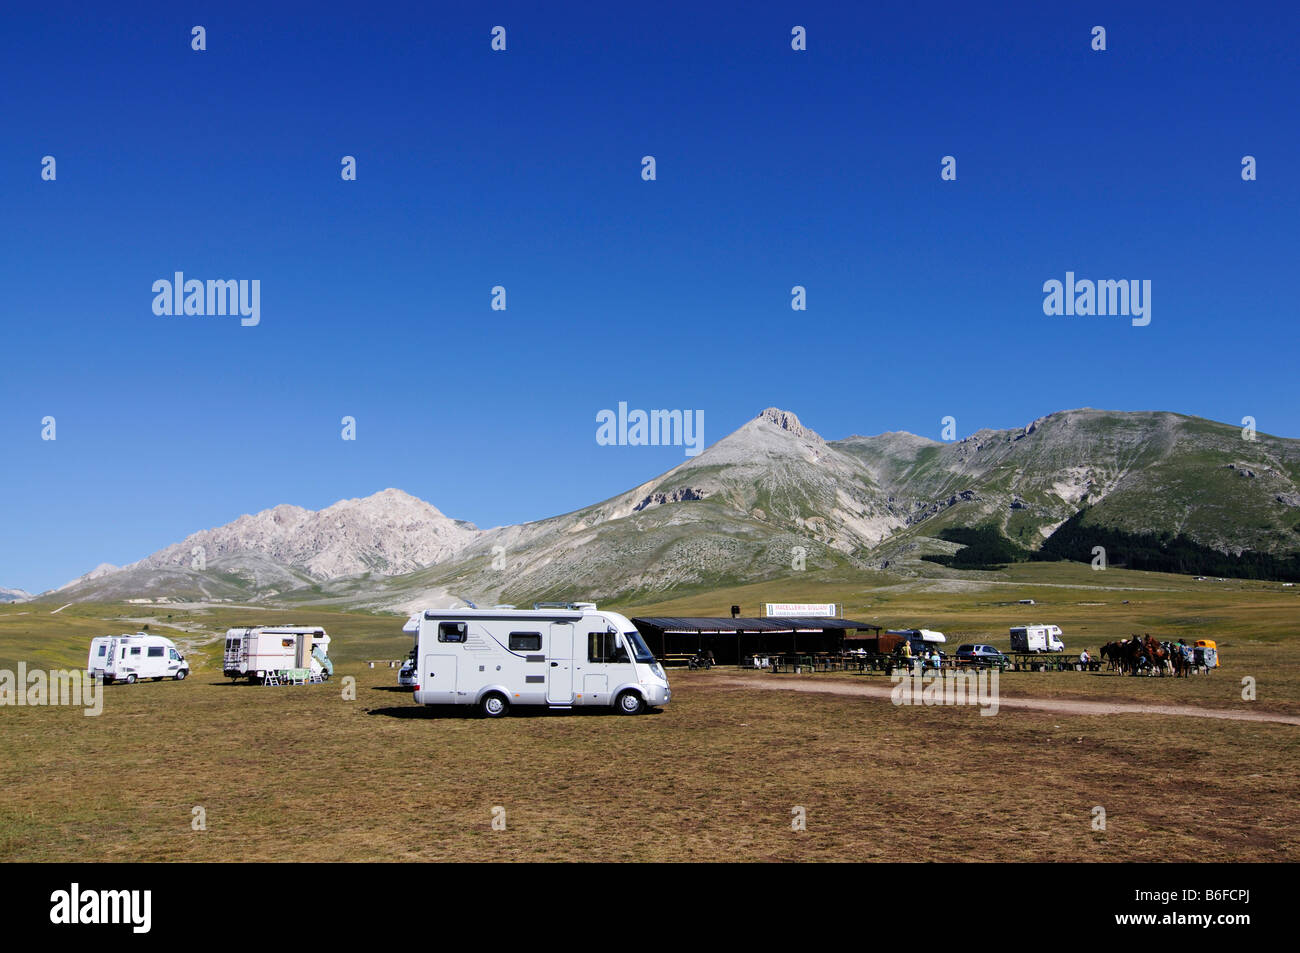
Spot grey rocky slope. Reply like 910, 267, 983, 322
42, 407, 1300, 607
47, 489, 479, 603
326, 407, 1300, 611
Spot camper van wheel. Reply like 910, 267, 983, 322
124, 674, 137, 685
174, 670, 187, 681
319, 671, 330, 681
616, 691, 644, 716
479, 692, 509, 718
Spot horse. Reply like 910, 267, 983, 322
1128, 635, 1157, 676
1100, 641, 1125, 673
1169, 642, 1191, 678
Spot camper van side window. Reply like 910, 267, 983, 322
130, 647, 141, 656
508, 632, 542, 652
98, 645, 106, 657
148, 646, 165, 658
438, 622, 467, 643
588, 632, 628, 663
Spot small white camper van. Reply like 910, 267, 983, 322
1009, 624, 1065, 653
88, 633, 189, 684
223, 626, 334, 683
413, 603, 671, 716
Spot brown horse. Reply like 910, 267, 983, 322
1125, 635, 1151, 675
1169, 641, 1191, 678
1144, 636, 1171, 676
1100, 641, 1125, 673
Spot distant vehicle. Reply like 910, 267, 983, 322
223, 626, 334, 683
412, 603, 671, 716
1009, 624, 1065, 653
887, 628, 947, 656
398, 654, 418, 688
954, 644, 1008, 667
1017, 599, 1036, 605
88, 633, 189, 684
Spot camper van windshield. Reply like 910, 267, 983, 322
624, 631, 656, 663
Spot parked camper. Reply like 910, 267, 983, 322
1009, 624, 1065, 653
413, 603, 671, 716
223, 626, 334, 683
886, 628, 947, 655
88, 633, 189, 684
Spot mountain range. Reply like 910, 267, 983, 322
31, 407, 1300, 610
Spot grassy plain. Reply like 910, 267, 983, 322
1, 563, 1295, 861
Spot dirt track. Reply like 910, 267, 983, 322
725, 676, 1300, 726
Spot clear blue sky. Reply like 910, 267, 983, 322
2, 1, 1297, 592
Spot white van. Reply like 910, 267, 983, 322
88, 633, 190, 684
413, 603, 671, 717
223, 626, 334, 683
1009, 624, 1065, 653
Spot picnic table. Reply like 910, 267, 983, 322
1006, 653, 1100, 672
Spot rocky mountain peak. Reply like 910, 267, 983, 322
754, 407, 822, 442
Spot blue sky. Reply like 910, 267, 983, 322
2, 1, 1297, 592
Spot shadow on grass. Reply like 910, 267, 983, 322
205, 680, 338, 688
366, 705, 666, 719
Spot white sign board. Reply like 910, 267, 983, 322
765, 603, 838, 618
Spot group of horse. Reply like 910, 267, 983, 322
1099, 635, 1205, 677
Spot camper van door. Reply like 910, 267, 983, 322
547, 623, 575, 704
421, 620, 463, 703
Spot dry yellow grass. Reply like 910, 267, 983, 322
1, 563, 1296, 862
0, 664, 1295, 862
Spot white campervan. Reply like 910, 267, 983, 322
1009, 624, 1066, 653
413, 603, 671, 717
88, 633, 190, 684
223, 626, 334, 683
887, 628, 947, 654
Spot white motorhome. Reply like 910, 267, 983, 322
223, 626, 334, 683
887, 628, 947, 653
1009, 624, 1065, 653
413, 603, 671, 717
88, 633, 190, 684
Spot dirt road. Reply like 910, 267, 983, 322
724, 676, 1300, 726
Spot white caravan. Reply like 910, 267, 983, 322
887, 628, 947, 652
1009, 624, 1066, 653
413, 603, 671, 717
223, 626, 334, 682
88, 633, 190, 684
